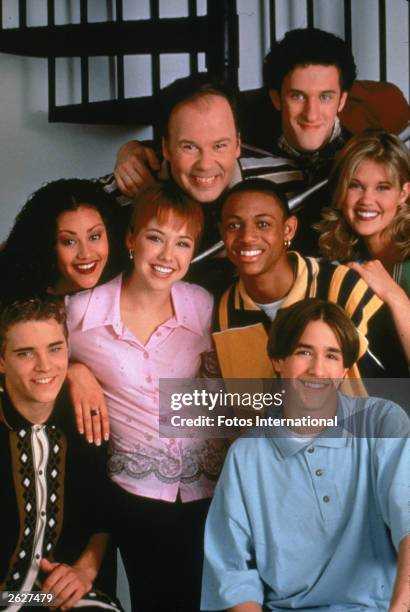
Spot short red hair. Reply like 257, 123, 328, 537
129, 181, 204, 251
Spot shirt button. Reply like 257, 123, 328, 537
146, 376, 152, 383
307, 447, 315, 453
143, 352, 149, 360
35, 554, 40, 560
41, 511, 45, 516
315, 469, 323, 477
323, 495, 330, 503
38, 470, 43, 475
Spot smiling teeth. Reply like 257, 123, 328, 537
34, 377, 54, 385
240, 249, 262, 256
356, 211, 378, 219
76, 262, 96, 270
302, 381, 327, 389
192, 176, 216, 185
153, 265, 173, 274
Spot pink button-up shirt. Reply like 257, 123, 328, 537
67, 274, 226, 502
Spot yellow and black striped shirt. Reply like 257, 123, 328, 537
214, 252, 408, 380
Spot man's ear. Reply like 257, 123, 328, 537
337, 91, 348, 113
269, 90, 282, 112
284, 215, 298, 242
271, 358, 283, 375
336, 368, 349, 388
162, 137, 170, 161
235, 132, 241, 158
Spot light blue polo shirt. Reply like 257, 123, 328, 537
201, 394, 410, 611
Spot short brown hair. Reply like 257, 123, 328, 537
267, 298, 360, 368
129, 181, 204, 251
0, 297, 67, 357
157, 74, 239, 138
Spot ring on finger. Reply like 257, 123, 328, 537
90, 408, 100, 417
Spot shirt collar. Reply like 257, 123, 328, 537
81, 274, 204, 336
0, 386, 72, 432
267, 394, 353, 458
235, 252, 307, 312
168, 282, 205, 336
81, 274, 123, 334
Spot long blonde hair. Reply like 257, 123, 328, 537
318, 129, 410, 262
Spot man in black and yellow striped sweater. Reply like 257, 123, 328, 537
213, 179, 408, 380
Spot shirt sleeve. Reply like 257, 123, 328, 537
201, 445, 265, 610
190, 283, 214, 352
202, 290, 214, 353
373, 402, 410, 550
96, 172, 133, 207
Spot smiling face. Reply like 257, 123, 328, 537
220, 190, 297, 278
270, 64, 348, 153
342, 158, 410, 243
127, 214, 195, 292
162, 94, 241, 203
55, 205, 109, 294
272, 319, 348, 412
0, 319, 68, 421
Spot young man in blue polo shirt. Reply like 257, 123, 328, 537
201, 299, 409, 612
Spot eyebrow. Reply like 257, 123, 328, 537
57, 223, 104, 235
12, 341, 65, 353
145, 227, 194, 241
289, 88, 337, 95
350, 178, 393, 184
296, 343, 342, 354
178, 137, 233, 145
223, 213, 275, 221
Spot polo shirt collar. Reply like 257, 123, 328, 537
235, 251, 308, 312
81, 274, 203, 336
267, 394, 351, 458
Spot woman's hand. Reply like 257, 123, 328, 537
66, 363, 109, 444
41, 559, 93, 611
349, 260, 410, 364
348, 260, 408, 307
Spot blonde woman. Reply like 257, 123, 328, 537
318, 130, 410, 364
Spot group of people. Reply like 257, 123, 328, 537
0, 27, 409, 612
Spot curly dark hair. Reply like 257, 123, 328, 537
220, 178, 291, 219
0, 179, 128, 301
263, 28, 357, 93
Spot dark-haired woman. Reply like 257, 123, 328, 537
0, 178, 127, 300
